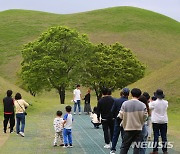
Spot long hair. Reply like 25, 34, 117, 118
138, 95, 150, 115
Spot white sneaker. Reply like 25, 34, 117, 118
19, 132, 25, 137
73, 112, 76, 115
79, 112, 81, 115
110, 150, 116, 154
104, 144, 111, 149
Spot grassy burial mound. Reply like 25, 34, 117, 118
0, 6, 180, 146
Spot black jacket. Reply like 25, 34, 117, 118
3, 96, 14, 113
97, 96, 114, 120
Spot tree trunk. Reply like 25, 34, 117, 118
58, 87, 65, 104
29, 90, 36, 97
94, 87, 102, 101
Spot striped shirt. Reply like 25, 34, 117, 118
118, 99, 148, 131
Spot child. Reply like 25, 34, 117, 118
90, 107, 101, 129
53, 110, 64, 146
63, 105, 73, 148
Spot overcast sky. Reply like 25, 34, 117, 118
0, 0, 180, 21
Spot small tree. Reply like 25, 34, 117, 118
80, 43, 145, 100
21, 26, 91, 104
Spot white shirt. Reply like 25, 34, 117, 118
149, 99, 168, 123
63, 113, 73, 129
53, 117, 64, 132
73, 89, 81, 101
90, 113, 101, 123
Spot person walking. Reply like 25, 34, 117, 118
14, 93, 29, 137
110, 88, 129, 154
73, 84, 82, 115
149, 89, 168, 154
84, 89, 92, 114
3, 90, 15, 133
118, 88, 148, 154
97, 87, 114, 149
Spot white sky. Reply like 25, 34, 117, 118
0, 0, 180, 21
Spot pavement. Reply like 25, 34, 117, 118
66, 113, 179, 154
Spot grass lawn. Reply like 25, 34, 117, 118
0, 6, 179, 153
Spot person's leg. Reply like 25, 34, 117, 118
20, 114, 25, 133
63, 129, 68, 146
3, 114, 10, 133
152, 123, 160, 152
54, 132, 58, 146
77, 100, 81, 113
10, 114, 14, 132
120, 131, 136, 154
160, 123, 168, 153
109, 119, 115, 142
121, 127, 125, 140
148, 116, 152, 139
16, 114, 20, 134
74, 102, 77, 114
59, 131, 64, 145
111, 119, 121, 151
67, 129, 72, 145
102, 120, 110, 144
133, 131, 142, 154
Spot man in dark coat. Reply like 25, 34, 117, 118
110, 88, 129, 154
97, 87, 114, 149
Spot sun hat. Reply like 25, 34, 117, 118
154, 89, 165, 99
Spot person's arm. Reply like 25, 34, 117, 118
97, 101, 101, 121
143, 107, 148, 122
80, 90, 82, 100
62, 114, 68, 127
23, 100, 29, 108
149, 101, 155, 110
73, 90, 75, 101
117, 103, 124, 120
53, 119, 57, 131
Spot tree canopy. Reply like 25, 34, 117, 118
21, 26, 91, 104
79, 43, 145, 100
21, 26, 145, 103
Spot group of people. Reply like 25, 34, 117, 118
56, 84, 168, 154
93, 87, 168, 154
3, 86, 168, 154
3, 90, 29, 137
73, 84, 92, 115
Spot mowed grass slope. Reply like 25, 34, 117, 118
0, 6, 180, 150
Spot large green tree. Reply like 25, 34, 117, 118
79, 43, 145, 100
21, 26, 91, 104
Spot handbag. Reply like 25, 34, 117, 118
17, 100, 27, 115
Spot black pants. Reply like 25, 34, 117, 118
102, 119, 114, 144
120, 130, 142, 154
152, 123, 168, 152
4, 114, 15, 132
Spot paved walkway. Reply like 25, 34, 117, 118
67, 113, 179, 154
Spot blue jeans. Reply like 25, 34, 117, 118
111, 118, 124, 151
139, 124, 148, 154
152, 123, 168, 152
74, 100, 81, 113
16, 113, 25, 133
63, 128, 72, 145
